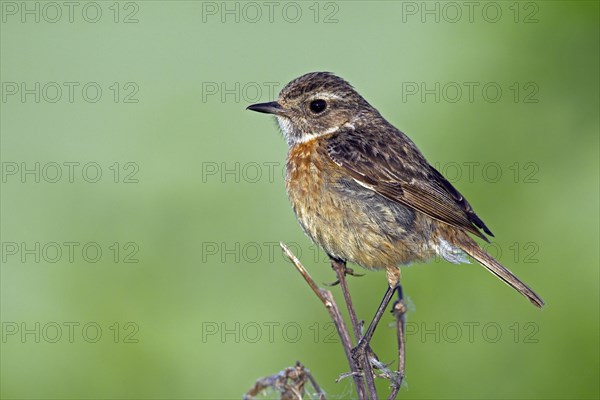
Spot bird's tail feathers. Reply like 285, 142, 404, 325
458, 236, 544, 308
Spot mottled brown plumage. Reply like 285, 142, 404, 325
247, 72, 543, 308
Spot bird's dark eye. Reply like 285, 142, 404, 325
309, 99, 327, 114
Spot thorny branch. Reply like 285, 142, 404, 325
330, 259, 378, 399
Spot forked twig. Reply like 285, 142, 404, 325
280, 243, 367, 400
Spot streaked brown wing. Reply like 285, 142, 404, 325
325, 126, 493, 241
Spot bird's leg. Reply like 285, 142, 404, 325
352, 284, 397, 361
352, 267, 400, 361
390, 285, 407, 394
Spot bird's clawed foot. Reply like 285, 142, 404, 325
326, 259, 364, 286
351, 338, 368, 363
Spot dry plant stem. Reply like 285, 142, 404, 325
280, 243, 368, 400
303, 365, 327, 400
387, 380, 399, 400
243, 361, 326, 400
330, 259, 362, 340
330, 259, 378, 400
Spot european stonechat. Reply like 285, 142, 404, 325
247, 72, 543, 308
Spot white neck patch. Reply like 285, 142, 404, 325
277, 115, 355, 146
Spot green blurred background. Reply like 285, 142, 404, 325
1, 1, 598, 399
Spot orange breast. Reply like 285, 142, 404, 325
285, 139, 332, 248
285, 139, 327, 225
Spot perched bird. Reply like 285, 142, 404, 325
247, 72, 544, 309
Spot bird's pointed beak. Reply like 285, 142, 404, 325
246, 101, 285, 115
